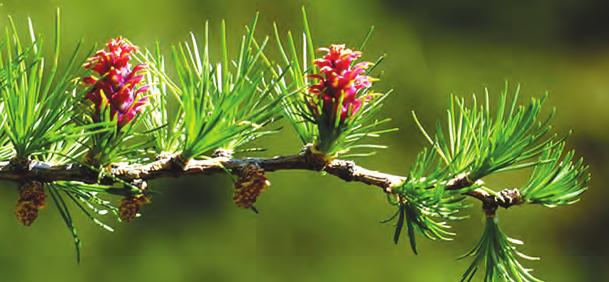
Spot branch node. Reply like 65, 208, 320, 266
482, 188, 523, 217
496, 188, 523, 208
171, 153, 190, 170
446, 172, 474, 190
212, 148, 234, 159
303, 144, 330, 171
8, 156, 32, 174
156, 152, 175, 161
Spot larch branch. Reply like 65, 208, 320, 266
0, 146, 522, 210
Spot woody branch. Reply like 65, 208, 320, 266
0, 145, 523, 211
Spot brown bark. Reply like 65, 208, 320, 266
0, 146, 522, 209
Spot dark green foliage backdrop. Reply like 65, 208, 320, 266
0, 0, 607, 281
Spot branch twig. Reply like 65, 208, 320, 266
0, 146, 522, 209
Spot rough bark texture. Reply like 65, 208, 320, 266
0, 146, 522, 209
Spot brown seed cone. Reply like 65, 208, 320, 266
15, 181, 46, 226
119, 195, 151, 222
233, 164, 270, 209
19, 181, 46, 207
16, 201, 39, 226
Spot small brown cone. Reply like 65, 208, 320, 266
16, 201, 39, 226
119, 194, 151, 222
233, 164, 270, 209
15, 181, 46, 226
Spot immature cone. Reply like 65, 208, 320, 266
15, 181, 46, 226
233, 164, 270, 209
308, 44, 374, 122
119, 194, 151, 222
83, 37, 149, 128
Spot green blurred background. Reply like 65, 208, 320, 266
1, 0, 608, 281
